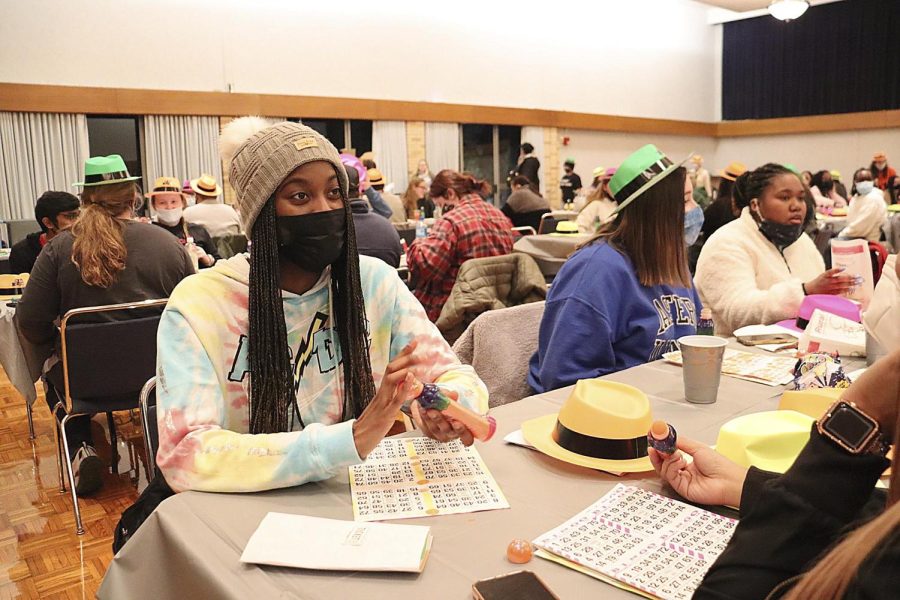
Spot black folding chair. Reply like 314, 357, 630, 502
47, 299, 168, 534
139, 377, 159, 480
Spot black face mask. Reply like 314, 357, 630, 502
758, 219, 803, 250
276, 209, 346, 273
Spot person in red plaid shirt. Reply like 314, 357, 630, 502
407, 170, 516, 320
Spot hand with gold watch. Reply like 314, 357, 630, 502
816, 350, 900, 454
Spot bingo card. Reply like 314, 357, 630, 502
349, 437, 509, 522
533, 484, 737, 600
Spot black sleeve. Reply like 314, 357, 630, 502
388, 228, 402, 269
572, 174, 582, 190
501, 203, 515, 218
694, 427, 889, 600
15, 238, 62, 364
518, 158, 540, 185
191, 227, 221, 262
736, 467, 778, 515
9, 241, 36, 274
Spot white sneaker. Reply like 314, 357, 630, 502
73, 443, 103, 496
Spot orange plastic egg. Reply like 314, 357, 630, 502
506, 539, 533, 564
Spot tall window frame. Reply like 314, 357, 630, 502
459, 124, 521, 205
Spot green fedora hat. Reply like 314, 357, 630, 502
608, 144, 692, 214
74, 154, 141, 187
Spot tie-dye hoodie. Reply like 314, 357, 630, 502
156, 254, 489, 493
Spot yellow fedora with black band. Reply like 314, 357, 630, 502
521, 379, 654, 473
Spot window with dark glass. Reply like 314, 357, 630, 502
300, 118, 345, 150
349, 120, 373, 156
86, 116, 143, 180
461, 124, 522, 204
462, 124, 494, 199
497, 125, 522, 205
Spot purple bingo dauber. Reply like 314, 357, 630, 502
647, 421, 677, 455
413, 380, 497, 441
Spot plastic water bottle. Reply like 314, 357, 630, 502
415, 211, 427, 239
185, 236, 201, 272
697, 308, 714, 336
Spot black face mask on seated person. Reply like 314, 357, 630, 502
757, 218, 804, 251
276, 208, 346, 273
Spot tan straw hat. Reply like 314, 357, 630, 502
190, 174, 223, 198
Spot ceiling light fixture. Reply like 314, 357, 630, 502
768, 0, 810, 22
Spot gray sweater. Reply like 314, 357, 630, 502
16, 220, 194, 364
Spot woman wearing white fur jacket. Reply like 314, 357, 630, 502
695, 163, 856, 337
864, 254, 900, 354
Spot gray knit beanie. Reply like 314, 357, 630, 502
222, 119, 349, 235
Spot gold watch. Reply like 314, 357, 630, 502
817, 400, 891, 457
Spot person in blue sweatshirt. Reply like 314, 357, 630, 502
528, 145, 701, 393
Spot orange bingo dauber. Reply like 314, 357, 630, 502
410, 379, 497, 441
647, 421, 677, 455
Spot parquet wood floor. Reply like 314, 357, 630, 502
0, 367, 146, 599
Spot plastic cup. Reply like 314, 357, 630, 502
678, 335, 728, 404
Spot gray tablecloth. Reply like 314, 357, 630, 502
513, 233, 591, 278
100, 346, 864, 599
0, 304, 37, 405
816, 215, 847, 234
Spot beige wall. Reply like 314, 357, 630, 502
552, 127, 900, 193
0, 0, 718, 122
714, 128, 900, 182
556, 129, 717, 190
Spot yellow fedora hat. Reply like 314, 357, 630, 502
778, 388, 844, 419
521, 379, 654, 473
715, 410, 813, 474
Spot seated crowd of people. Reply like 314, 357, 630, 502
7, 117, 900, 598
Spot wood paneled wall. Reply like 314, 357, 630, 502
3, 82, 898, 138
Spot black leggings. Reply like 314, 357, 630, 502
44, 363, 93, 459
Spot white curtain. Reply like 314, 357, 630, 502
143, 115, 222, 197
372, 121, 408, 193
520, 126, 545, 196
0, 112, 90, 221
425, 122, 460, 174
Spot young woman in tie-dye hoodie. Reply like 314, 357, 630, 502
156, 118, 489, 493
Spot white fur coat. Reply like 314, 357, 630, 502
864, 255, 899, 353
695, 208, 825, 336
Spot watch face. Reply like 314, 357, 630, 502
823, 404, 877, 448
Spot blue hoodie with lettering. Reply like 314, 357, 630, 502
528, 241, 701, 393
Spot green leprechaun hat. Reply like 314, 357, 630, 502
608, 144, 692, 214
74, 154, 141, 187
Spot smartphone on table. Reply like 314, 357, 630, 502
472, 570, 560, 600
736, 333, 797, 346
